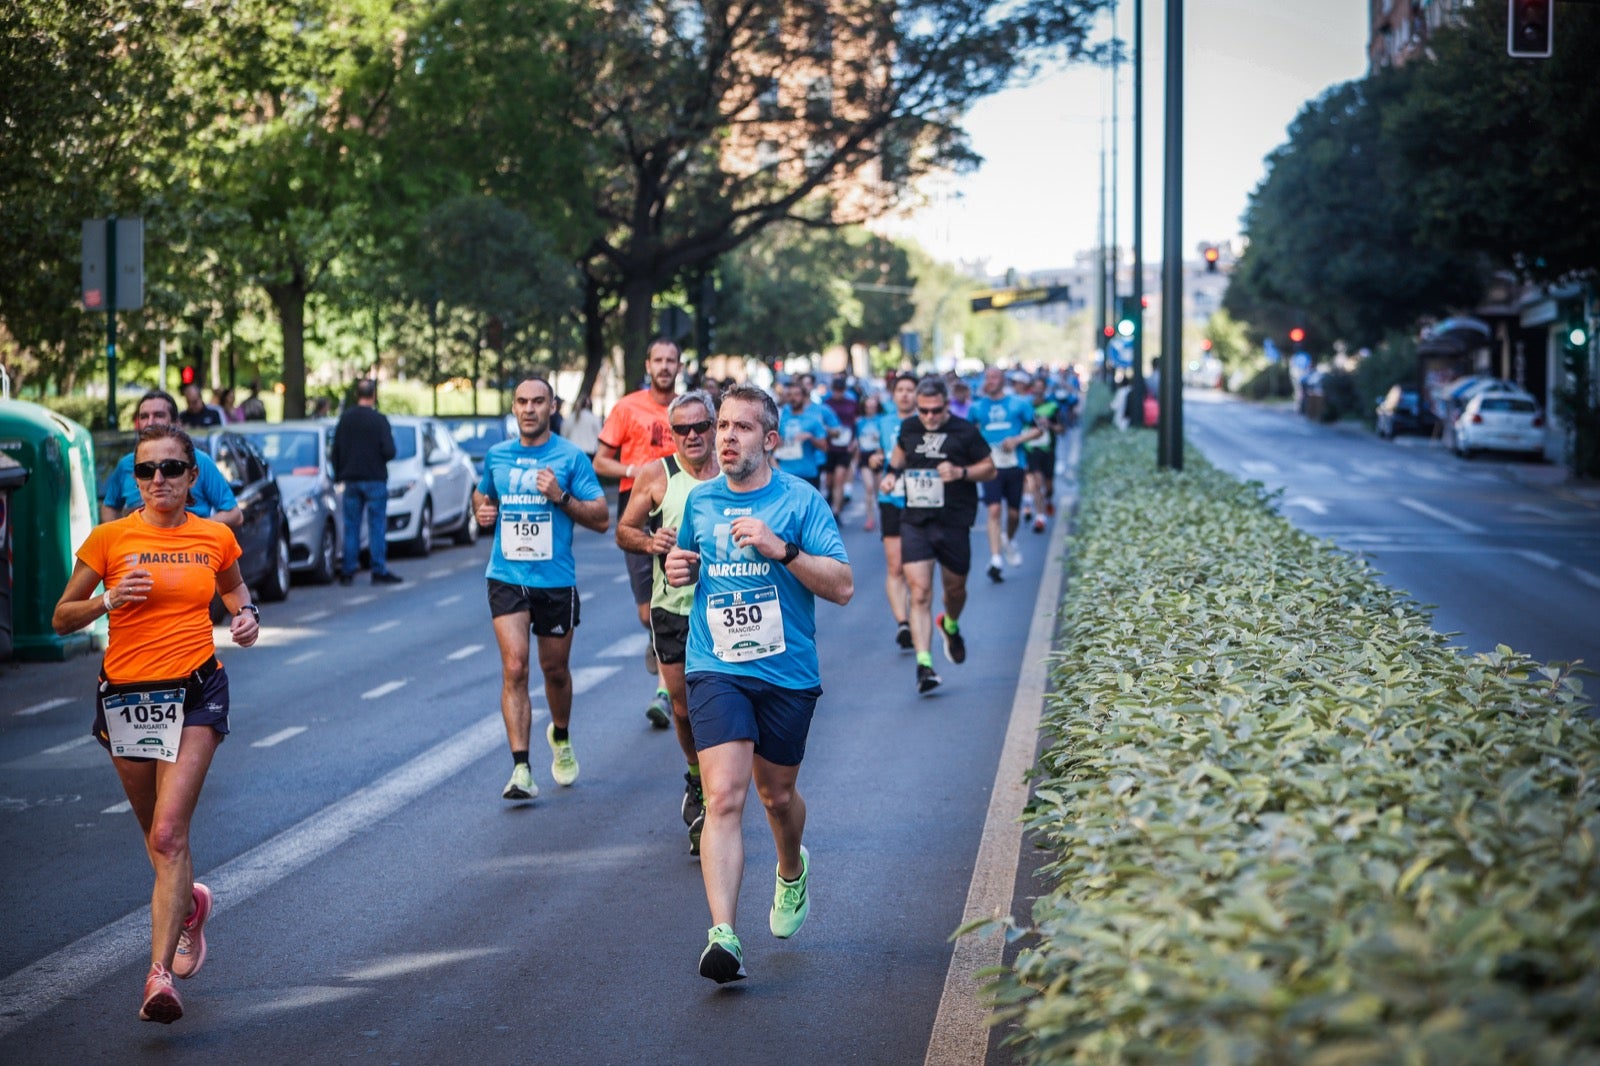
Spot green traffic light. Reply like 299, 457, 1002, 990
1117, 320, 1135, 338
1569, 325, 1589, 348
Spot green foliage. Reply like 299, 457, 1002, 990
1352, 334, 1422, 427
1204, 310, 1254, 385
1314, 369, 1360, 423
1238, 363, 1293, 401
990, 429, 1600, 1063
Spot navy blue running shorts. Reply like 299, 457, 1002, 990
980, 466, 1026, 509
92, 659, 230, 757
685, 672, 822, 767
878, 501, 902, 539
899, 520, 972, 577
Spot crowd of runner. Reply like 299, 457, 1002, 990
54, 340, 1082, 1020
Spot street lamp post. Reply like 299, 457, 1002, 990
1158, 0, 1184, 470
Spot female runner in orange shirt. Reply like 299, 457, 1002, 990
53, 424, 260, 1024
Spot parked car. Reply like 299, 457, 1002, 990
1374, 386, 1437, 439
441, 414, 517, 479
381, 415, 478, 555
1452, 393, 1546, 459
190, 429, 293, 602
230, 420, 343, 583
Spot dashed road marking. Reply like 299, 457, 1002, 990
362, 680, 407, 700
297, 610, 332, 624
595, 633, 650, 659
101, 801, 131, 815
15, 697, 72, 718
1574, 567, 1600, 592
286, 650, 322, 666
1398, 498, 1483, 534
368, 620, 401, 634
446, 644, 483, 661
41, 735, 95, 757
1516, 550, 1561, 570
436, 594, 462, 607
253, 727, 308, 748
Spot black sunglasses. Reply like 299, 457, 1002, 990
670, 419, 714, 437
917, 405, 947, 416
133, 459, 194, 480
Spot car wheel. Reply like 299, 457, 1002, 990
259, 526, 293, 602
310, 521, 337, 584
412, 499, 434, 557
453, 493, 479, 546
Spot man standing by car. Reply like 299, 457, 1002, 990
593, 339, 684, 727
880, 378, 994, 695
102, 390, 242, 529
332, 378, 400, 586
476, 376, 610, 802
616, 389, 721, 853
664, 384, 852, 984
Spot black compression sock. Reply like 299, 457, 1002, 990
512, 750, 529, 766
551, 727, 569, 742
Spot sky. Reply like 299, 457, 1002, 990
894, 1, 1371, 274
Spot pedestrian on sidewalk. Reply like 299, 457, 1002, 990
332, 378, 400, 586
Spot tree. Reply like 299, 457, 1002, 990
1225, 74, 1486, 352
564, 0, 1109, 390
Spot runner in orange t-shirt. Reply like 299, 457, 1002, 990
593, 338, 682, 727
53, 425, 260, 1025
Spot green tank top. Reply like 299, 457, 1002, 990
651, 455, 697, 615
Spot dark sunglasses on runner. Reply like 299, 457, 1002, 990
917, 405, 947, 416
133, 459, 194, 480
670, 419, 714, 437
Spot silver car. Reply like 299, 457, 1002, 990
232, 420, 344, 583
383, 415, 479, 556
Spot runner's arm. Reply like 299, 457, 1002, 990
562, 491, 611, 535
51, 561, 111, 635
787, 551, 853, 606
218, 562, 260, 647
592, 440, 628, 481
615, 463, 665, 555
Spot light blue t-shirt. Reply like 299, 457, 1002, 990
102, 451, 238, 518
478, 435, 603, 588
678, 471, 848, 689
868, 411, 910, 507
776, 406, 831, 480
967, 392, 1038, 447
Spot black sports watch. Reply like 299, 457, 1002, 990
780, 541, 801, 566
236, 603, 260, 620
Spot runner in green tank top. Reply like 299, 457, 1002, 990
617, 389, 721, 853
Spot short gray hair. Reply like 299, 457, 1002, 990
668, 390, 715, 421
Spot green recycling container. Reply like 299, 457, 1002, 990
0, 400, 104, 660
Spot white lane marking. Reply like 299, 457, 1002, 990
1516, 550, 1561, 570
1574, 567, 1600, 592
252, 727, 308, 748
286, 650, 323, 666
611, 572, 630, 583
368, 620, 401, 634
926, 429, 1075, 1066
436, 594, 462, 607
1239, 459, 1278, 477
297, 610, 332, 624
570, 665, 622, 694
16, 697, 72, 718
1300, 462, 1338, 477
0, 713, 512, 1039
1281, 496, 1328, 516
101, 801, 131, 815
348, 594, 376, 606
595, 633, 650, 659
1397, 498, 1483, 534
425, 568, 452, 580
1512, 504, 1563, 520
362, 680, 407, 700
446, 644, 484, 662
41, 735, 95, 756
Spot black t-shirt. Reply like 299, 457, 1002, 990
895, 414, 989, 528
179, 406, 223, 429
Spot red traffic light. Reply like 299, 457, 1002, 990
1103, 325, 1115, 338
180, 365, 197, 386
1199, 338, 1213, 351
1289, 327, 1306, 345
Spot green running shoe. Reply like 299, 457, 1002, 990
645, 689, 671, 729
769, 845, 810, 939
546, 724, 579, 786
699, 924, 746, 984
503, 763, 537, 800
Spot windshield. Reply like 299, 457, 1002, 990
248, 430, 322, 475
446, 418, 511, 457
392, 425, 418, 461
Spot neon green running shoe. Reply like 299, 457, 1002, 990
502, 763, 537, 800
769, 845, 810, 939
547, 724, 579, 786
699, 923, 746, 984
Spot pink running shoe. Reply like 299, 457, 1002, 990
172, 883, 212, 979
140, 962, 183, 1023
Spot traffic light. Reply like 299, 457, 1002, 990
1508, 0, 1552, 58
1115, 296, 1137, 339
1199, 338, 1213, 352
1566, 318, 1590, 351
1289, 327, 1306, 346
180, 364, 198, 387
1102, 324, 1116, 339
1203, 246, 1219, 273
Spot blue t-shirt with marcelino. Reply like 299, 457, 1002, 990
678, 471, 848, 689
775, 405, 832, 480
478, 435, 603, 588
966, 392, 1038, 447
867, 410, 910, 507
103, 451, 238, 518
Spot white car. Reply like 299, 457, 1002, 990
232, 420, 344, 583
1453, 393, 1546, 459
382, 415, 479, 555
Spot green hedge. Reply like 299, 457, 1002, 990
989, 428, 1599, 1064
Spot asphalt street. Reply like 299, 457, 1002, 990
0, 467, 1072, 1064
1183, 390, 1600, 674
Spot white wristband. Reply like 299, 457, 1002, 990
103, 591, 114, 614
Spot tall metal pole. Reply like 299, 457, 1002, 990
1130, 0, 1146, 414
1159, 0, 1185, 470
105, 217, 119, 430
1096, 118, 1108, 377
1108, 0, 1119, 376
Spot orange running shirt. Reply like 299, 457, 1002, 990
597, 389, 675, 492
77, 513, 242, 683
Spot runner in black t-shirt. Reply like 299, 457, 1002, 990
879, 377, 995, 694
